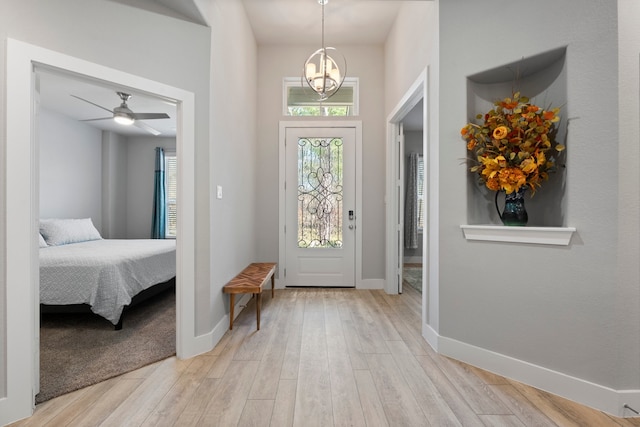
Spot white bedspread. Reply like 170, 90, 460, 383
40, 239, 176, 324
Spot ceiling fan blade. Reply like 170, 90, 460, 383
80, 117, 113, 122
131, 112, 170, 120
70, 95, 114, 114
134, 120, 162, 136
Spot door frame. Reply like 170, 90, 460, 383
278, 121, 362, 288
397, 122, 405, 294
2, 39, 198, 424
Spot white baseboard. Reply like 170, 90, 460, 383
436, 334, 640, 418
403, 256, 423, 264
358, 278, 384, 289
178, 294, 252, 359
422, 323, 439, 352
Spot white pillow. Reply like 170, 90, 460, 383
39, 233, 48, 248
39, 218, 102, 246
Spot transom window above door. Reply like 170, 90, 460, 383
283, 77, 359, 117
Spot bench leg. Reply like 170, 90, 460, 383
229, 294, 235, 330
256, 292, 261, 330
271, 274, 275, 298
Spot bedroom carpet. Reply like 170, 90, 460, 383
37, 287, 176, 404
403, 264, 422, 293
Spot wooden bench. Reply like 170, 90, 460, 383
223, 262, 276, 331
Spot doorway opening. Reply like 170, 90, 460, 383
400, 100, 425, 296
35, 65, 179, 403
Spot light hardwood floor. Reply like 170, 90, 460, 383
10, 286, 640, 426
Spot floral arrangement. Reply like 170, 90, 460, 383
460, 92, 564, 195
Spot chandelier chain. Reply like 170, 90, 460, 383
321, 0, 325, 51
303, 0, 346, 100
321, 0, 326, 90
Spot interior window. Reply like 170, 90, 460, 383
284, 77, 359, 116
418, 155, 425, 230
165, 152, 177, 238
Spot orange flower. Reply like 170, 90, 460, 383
543, 110, 555, 120
461, 127, 469, 136
492, 126, 509, 140
486, 176, 501, 191
498, 167, 527, 194
467, 139, 477, 151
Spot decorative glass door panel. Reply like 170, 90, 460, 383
285, 126, 356, 287
297, 137, 343, 249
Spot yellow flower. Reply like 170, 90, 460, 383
520, 158, 538, 174
492, 126, 509, 140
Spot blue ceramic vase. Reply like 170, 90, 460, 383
495, 188, 528, 226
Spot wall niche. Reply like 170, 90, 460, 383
465, 47, 568, 227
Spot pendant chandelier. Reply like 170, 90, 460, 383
303, 0, 347, 101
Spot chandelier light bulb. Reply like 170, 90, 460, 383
324, 58, 332, 73
306, 62, 317, 78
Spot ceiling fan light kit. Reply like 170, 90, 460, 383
113, 92, 135, 125
113, 113, 135, 126
303, 0, 347, 101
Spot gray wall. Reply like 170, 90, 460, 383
39, 108, 103, 227
199, 0, 259, 334
617, 0, 640, 393
384, 2, 436, 115
102, 131, 128, 239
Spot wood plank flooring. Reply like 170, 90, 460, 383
10, 286, 640, 426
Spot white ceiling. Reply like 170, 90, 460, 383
39, 0, 421, 137
113, 0, 406, 45
241, 0, 403, 45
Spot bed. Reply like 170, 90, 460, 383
39, 218, 176, 329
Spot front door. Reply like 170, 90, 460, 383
284, 126, 356, 287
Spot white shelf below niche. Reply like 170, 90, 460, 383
460, 225, 576, 246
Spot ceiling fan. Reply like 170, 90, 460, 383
71, 91, 170, 135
